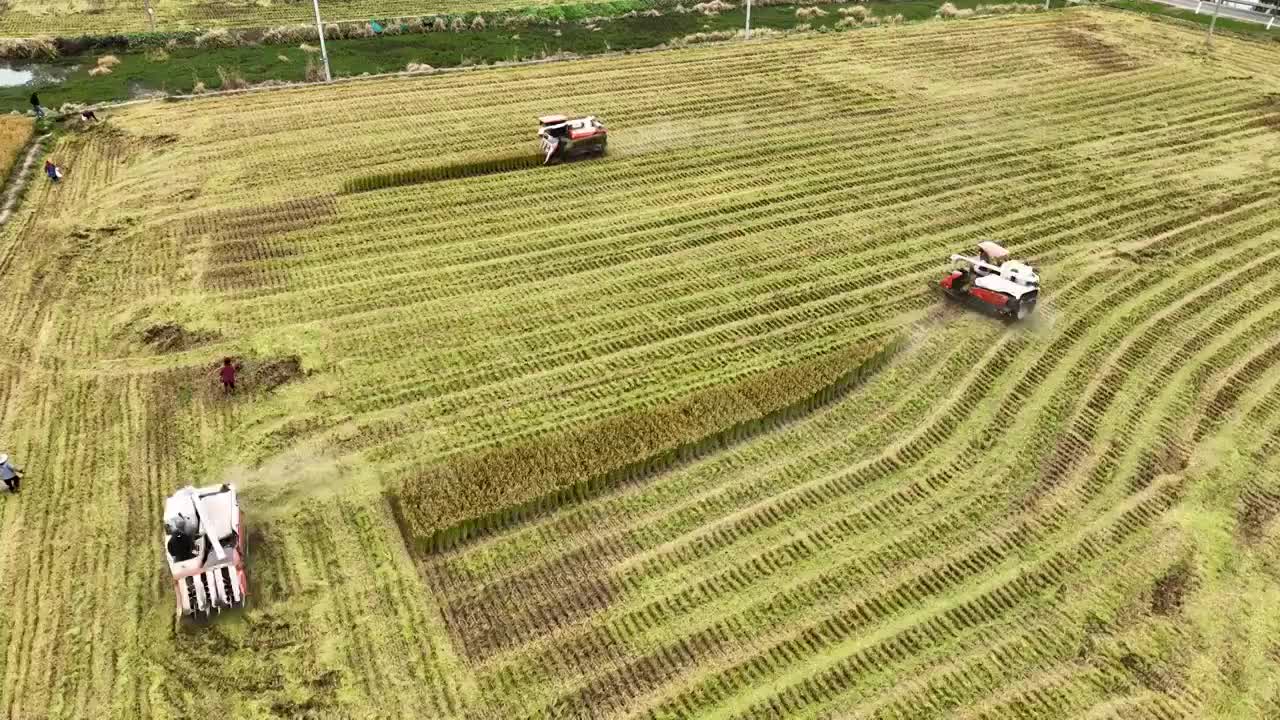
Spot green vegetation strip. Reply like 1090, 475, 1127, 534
395, 335, 905, 553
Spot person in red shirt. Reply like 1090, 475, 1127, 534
219, 357, 237, 394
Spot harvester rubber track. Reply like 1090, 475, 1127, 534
202, 572, 214, 614
221, 567, 235, 607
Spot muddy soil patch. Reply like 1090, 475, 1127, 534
1238, 485, 1279, 545
1131, 441, 1188, 491
189, 195, 337, 291
185, 195, 338, 244
200, 263, 288, 292
177, 356, 306, 403
1249, 94, 1280, 132
241, 355, 305, 393
143, 133, 180, 148
1197, 341, 1280, 443
428, 540, 629, 662
1151, 559, 1194, 616
1052, 28, 1139, 74
141, 322, 219, 353
1119, 651, 1172, 693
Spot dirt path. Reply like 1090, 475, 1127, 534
0, 133, 47, 227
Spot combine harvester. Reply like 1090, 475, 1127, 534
538, 114, 608, 165
163, 483, 247, 619
940, 241, 1041, 320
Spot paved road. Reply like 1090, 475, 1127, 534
1152, 0, 1278, 25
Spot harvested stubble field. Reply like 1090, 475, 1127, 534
1, 8, 1279, 719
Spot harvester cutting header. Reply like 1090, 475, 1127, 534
940, 241, 1040, 320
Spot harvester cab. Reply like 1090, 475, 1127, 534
163, 483, 246, 618
977, 240, 1008, 266
538, 114, 607, 165
940, 241, 1040, 320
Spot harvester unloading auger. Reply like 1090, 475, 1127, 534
940, 241, 1041, 320
164, 483, 246, 618
538, 114, 607, 165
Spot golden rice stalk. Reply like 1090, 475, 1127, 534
398, 336, 906, 553
0, 115, 34, 182
195, 27, 238, 48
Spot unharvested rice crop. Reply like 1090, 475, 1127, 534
939, 1, 974, 18
1, 9, 1279, 719
193, 26, 237, 48
0, 114, 32, 181
840, 4, 870, 20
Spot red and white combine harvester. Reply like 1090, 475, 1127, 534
164, 483, 247, 619
537, 114, 607, 165
940, 241, 1041, 320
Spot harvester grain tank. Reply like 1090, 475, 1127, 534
940, 241, 1040, 320
537, 114, 608, 165
163, 483, 247, 618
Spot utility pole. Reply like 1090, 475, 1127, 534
1205, 0, 1223, 49
311, 0, 332, 82
745, 0, 752, 38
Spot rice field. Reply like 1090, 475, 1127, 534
0, 9, 1279, 718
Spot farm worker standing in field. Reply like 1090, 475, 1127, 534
44, 160, 60, 183
80, 109, 98, 123
0, 453, 23, 493
219, 357, 238, 394
29, 92, 43, 119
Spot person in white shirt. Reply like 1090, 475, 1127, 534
0, 453, 23, 493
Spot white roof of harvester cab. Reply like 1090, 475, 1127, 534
975, 273, 1036, 299
1002, 260, 1037, 280
978, 241, 1009, 261
164, 484, 239, 540
538, 114, 569, 125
